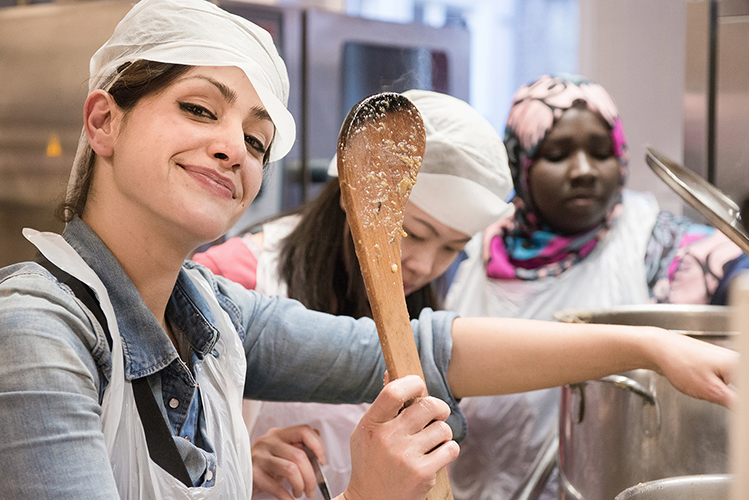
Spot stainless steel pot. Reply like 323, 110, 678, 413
555, 304, 735, 500
614, 474, 733, 500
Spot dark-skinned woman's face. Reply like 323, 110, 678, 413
528, 107, 623, 235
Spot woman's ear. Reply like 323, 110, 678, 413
83, 89, 120, 157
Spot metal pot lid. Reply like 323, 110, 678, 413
645, 146, 749, 254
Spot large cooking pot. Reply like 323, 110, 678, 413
614, 474, 733, 500
555, 304, 734, 500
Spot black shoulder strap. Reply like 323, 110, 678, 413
35, 254, 113, 349
35, 254, 194, 487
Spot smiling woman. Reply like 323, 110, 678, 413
0, 2, 465, 498
81, 65, 274, 258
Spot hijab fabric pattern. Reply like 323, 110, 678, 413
486, 74, 628, 280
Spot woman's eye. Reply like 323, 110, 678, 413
589, 137, 615, 160
244, 134, 267, 156
592, 151, 614, 161
442, 246, 462, 256
543, 151, 568, 163
591, 146, 615, 160
179, 102, 216, 119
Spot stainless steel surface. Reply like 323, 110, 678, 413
556, 304, 735, 500
615, 474, 733, 500
0, 1, 469, 265
302, 443, 332, 500
0, 1, 134, 266
645, 147, 749, 254
684, 3, 749, 206
304, 8, 469, 189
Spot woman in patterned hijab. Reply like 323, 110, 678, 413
482, 73, 745, 302
445, 74, 747, 500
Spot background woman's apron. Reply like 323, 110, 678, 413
444, 191, 660, 500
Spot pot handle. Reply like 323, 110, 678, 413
599, 374, 657, 405
573, 375, 662, 434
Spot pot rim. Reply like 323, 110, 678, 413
614, 474, 734, 500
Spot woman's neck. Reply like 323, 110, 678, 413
81, 208, 191, 330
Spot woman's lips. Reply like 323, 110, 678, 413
181, 164, 236, 199
568, 195, 597, 207
566, 191, 601, 207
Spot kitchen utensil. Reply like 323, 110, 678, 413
614, 474, 732, 500
555, 304, 735, 500
302, 443, 332, 500
337, 92, 453, 500
645, 146, 749, 254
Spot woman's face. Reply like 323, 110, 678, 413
97, 65, 274, 248
528, 107, 622, 235
401, 203, 471, 296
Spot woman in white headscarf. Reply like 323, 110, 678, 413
194, 89, 515, 499
0, 3, 738, 500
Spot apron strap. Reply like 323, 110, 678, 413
131, 378, 194, 487
35, 253, 194, 488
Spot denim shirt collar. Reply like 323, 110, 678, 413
62, 217, 219, 380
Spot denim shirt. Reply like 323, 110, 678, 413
0, 218, 463, 499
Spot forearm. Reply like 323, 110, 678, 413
447, 317, 660, 398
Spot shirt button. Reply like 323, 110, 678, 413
205, 469, 214, 482
169, 398, 180, 409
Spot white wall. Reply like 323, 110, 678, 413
579, 0, 685, 214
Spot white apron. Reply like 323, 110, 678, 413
24, 228, 253, 500
444, 191, 661, 500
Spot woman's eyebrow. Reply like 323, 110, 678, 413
250, 106, 272, 122
188, 74, 238, 104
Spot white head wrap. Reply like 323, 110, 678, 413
329, 90, 513, 236
68, 0, 295, 197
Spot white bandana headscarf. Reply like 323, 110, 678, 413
329, 90, 514, 236
68, 0, 295, 197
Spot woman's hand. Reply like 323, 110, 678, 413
342, 375, 460, 500
647, 327, 738, 409
251, 424, 327, 500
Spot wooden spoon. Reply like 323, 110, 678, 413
337, 92, 454, 500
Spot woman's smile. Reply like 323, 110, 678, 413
180, 163, 237, 200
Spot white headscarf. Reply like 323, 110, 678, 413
329, 90, 513, 236
68, 0, 295, 198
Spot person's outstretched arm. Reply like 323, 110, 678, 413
448, 317, 737, 408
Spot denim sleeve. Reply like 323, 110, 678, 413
0, 265, 120, 499
212, 273, 467, 442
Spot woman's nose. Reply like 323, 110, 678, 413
403, 249, 435, 277
569, 150, 595, 179
209, 127, 245, 168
